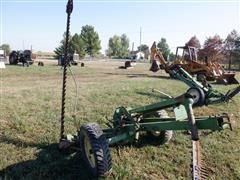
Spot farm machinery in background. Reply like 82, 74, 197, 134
56, 1, 240, 179
150, 42, 239, 85
58, 53, 84, 67
9, 50, 34, 66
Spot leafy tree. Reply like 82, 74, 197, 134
54, 32, 75, 58
72, 33, 86, 58
119, 34, 130, 58
224, 29, 240, 69
0, 44, 11, 55
54, 32, 87, 59
168, 52, 175, 61
157, 38, 170, 60
107, 34, 129, 58
198, 35, 224, 62
108, 35, 121, 57
80, 25, 101, 57
186, 35, 201, 49
137, 44, 149, 59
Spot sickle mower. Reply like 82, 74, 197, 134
58, 0, 237, 179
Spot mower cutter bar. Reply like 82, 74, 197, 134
192, 140, 209, 180
224, 85, 240, 101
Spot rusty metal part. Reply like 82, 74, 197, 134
192, 141, 210, 180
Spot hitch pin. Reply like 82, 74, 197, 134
152, 88, 173, 98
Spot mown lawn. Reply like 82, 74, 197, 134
0, 60, 239, 179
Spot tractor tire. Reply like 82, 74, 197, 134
23, 61, 29, 67
79, 123, 112, 177
149, 110, 173, 144
29, 61, 34, 65
186, 87, 205, 106
196, 73, 206, 83
9, 56, 17, 65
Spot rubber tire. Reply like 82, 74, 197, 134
196, 73, 206, 83
23, 61, 29, 67
186, 87, 205, 106
148, 110, 173, 144
79, 123, 112, 177
9, 56, 17, 65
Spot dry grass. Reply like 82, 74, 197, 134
0, 59, 240, 179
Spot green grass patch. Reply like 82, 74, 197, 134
0, 61, 239, 179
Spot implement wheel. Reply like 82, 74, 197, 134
187, 87, 205, 106
79, 123, 112, 177
149, 110, 173, 144
196, 73, 206, 83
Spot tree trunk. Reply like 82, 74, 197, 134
228, 52, 232, 70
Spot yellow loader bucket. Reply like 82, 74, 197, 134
223, 73, 239, 84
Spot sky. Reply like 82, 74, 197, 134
0, 0, 239, 54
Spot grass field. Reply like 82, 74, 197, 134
0, 60, 240, 179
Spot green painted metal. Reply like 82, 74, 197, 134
128, 98, 180, 114
141, 117, 224, 131
103, 115, 228, 145
101, 67, 237, 145
172, 66, 239, 104
103, 95, 230, 145
106, 132, 130, 145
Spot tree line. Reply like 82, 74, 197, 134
1, 27, 240, 69
54, 25, 240, 70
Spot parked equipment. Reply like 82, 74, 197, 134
150, 42, 239, 84
58, 54, 78, 66
9, 50, 34, 66
165, 65, 240, 106
125, 60, 136, 69
57, 1, 236, 179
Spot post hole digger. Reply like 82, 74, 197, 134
59, 0, 234, 179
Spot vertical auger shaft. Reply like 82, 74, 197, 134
60, 0, 73, 141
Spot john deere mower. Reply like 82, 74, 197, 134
58, 1, 239, 179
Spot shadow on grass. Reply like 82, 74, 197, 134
135, 91, 171, 100
103, 72, 171, 79
5, 64, 30, 67
0, 137, 94, 180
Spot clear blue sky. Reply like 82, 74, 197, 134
0, 0, 239, 53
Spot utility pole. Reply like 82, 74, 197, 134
139, 27, 142, 52
131, 42, 134, 60
22, 40, 25, 50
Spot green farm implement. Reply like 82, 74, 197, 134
58, 0, 239, 179
168, 65, 240, 106
60, 92, 233, 179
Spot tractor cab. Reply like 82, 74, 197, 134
175, 46, 198, 61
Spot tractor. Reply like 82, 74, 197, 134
9, 50, 34, 66
150, 42, 239, 84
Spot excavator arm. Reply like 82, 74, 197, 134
150, 42, 169, 72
